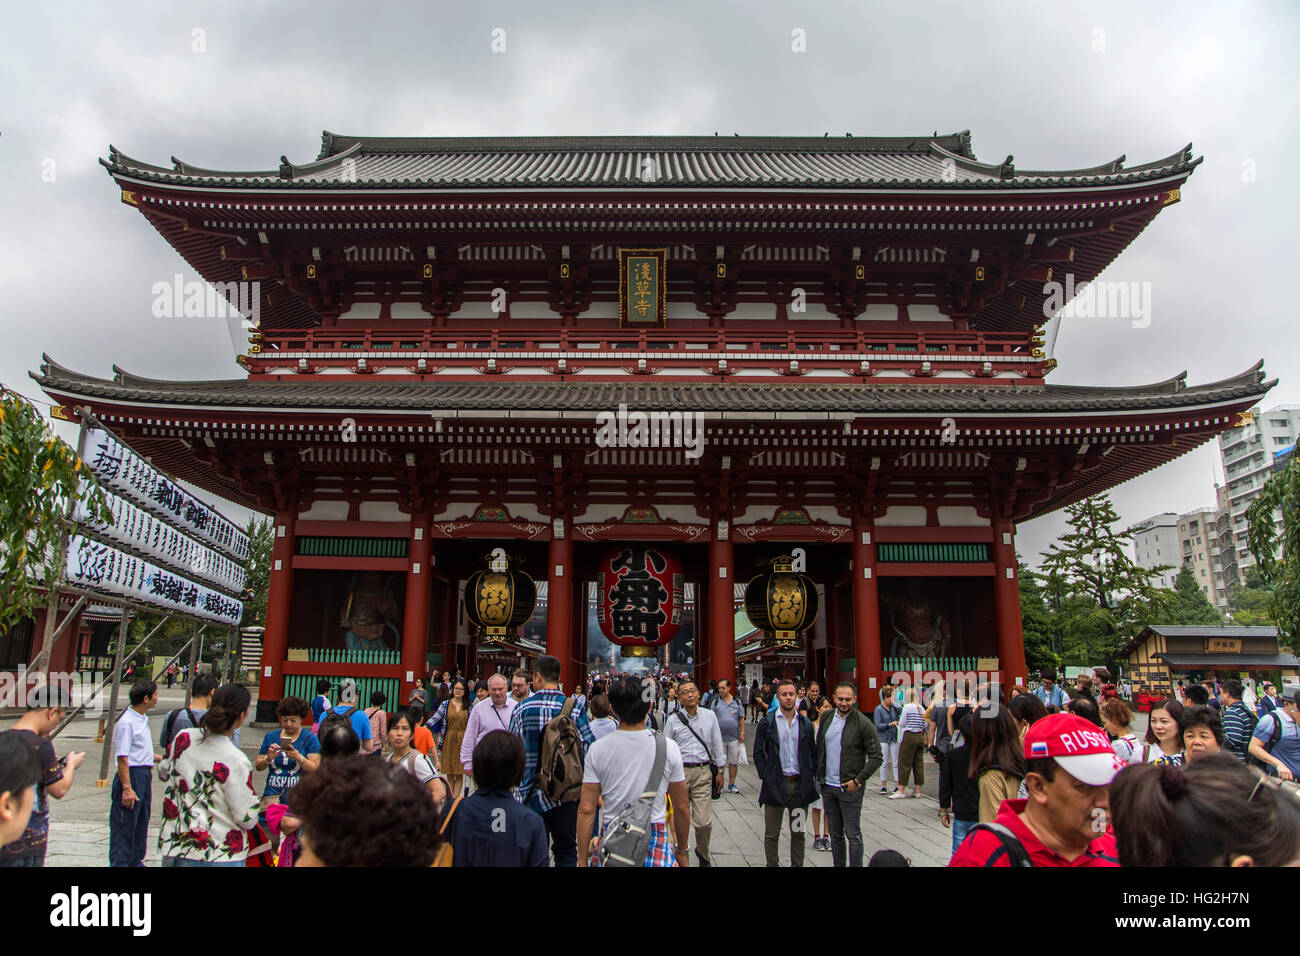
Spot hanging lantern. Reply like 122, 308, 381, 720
744, 554, 820, 648
597, 546, 683, 658
464, 551, 536, 644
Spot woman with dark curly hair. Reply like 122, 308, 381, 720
1110, 753, 1300, 866
1180, 705, 1224, 763
287, 755, 443, 866
157, 684, 258, 867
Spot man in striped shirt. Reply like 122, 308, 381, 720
508, 654, 595, 867
1220, 679, 1256, 763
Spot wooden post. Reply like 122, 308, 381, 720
992, 517, 1028, 690
183, 622, 201, 706
96, 607, 130, 786
709, 536, 735, 689
546, 531, 573, 687
851, 516, 882, 712
401, 513, 432, 699
258, 506, 296, 706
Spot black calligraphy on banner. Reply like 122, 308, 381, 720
606, 547, 670, 640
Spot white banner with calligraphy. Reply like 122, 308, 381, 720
74, 488, 246, 595
81, 427, 249, 561
64, 534, 243, 625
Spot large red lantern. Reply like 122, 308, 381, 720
596, 546, 683, 658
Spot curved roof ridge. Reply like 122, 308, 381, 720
313, 132, 971, 154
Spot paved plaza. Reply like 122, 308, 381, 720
35, 687, 954, 867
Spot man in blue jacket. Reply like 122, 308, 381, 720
753, 679, 819, 867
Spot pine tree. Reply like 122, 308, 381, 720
1168, 564, 1222, 625
1039, 494, 1172, 669
1018, 562, 1060, 677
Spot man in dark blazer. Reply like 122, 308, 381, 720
753, 678, 819, 867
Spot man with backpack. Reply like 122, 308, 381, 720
159, 675, 240, 752
1249, 684, 1300, 781
323, 679, 374, 754
508, 654, 595, 867
577, 674, 689, 867
950, 712, 1121, 867
1220, 679, 1257, 763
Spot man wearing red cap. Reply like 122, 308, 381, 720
950, 713, 1121, 867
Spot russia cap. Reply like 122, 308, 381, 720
1023, 712, 1124, 787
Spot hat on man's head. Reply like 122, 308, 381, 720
1023, 712, 1124, 787
1280, 685, 1300, 704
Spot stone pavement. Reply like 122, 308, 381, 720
32, 689, 955, 867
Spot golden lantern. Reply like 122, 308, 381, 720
744, 555, 820, 648
463, 552, 536, 644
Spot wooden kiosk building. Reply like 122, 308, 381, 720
34, 131, 1271, 719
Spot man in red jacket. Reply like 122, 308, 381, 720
950, 712, 1121, 867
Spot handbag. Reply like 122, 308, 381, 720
673, 710, 722, 799
599, 733, 668, 867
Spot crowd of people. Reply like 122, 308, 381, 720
3, 660, 1299, 868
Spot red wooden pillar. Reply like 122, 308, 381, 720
992, 517, 1028, 690
259, 505, 297, 703
709, 537, 735, 689
851, 516, 882, 712
546, 531, 573, 687
400, 514, 432, 700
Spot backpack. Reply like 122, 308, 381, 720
969, 822, 1033, 867
161, 707, 198, 751
536, 696, 585, 804
1250, 711, 1286, 773
598, 733, 667, 868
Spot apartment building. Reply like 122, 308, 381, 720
1129, 512, 1180, 590
1219, 405, 1300, 584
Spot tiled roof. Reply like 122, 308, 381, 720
100, 131, 1200, 191
33, 357, 1270, 416
1144, 625, 1280, 638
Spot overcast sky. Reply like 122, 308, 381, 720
1, 0, 1296, 566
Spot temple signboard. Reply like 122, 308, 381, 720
619, 248, 666, 327
1207, 638, 1242, 654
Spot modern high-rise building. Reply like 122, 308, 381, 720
1219, 406, 1300, 584
1212, 483, 1236, 608
1129, 513, 1180, 589
1177, 506, 1225, 609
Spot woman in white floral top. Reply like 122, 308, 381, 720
157, 684, 259, 867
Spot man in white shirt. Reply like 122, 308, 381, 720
110, 679, 162, 867
460, 673, 516, 775
578, 674, 690, 867
664, 679, 726, 867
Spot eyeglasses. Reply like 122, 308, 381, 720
1248, 769, 1300, 804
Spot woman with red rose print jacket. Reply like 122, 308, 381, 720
157, 684, 259, 867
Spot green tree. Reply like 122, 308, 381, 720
1246, 452, 1300, 638
1039, 495, 1173, 669
0, 388, 112, 629
1167, 564, 1222, 625
1018, 561, 1060, 677
240, 516, 272, 629
1227, 569, 1275, 627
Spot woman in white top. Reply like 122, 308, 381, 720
385, 710, 449, 810
891, 686, 928, 799
1144, 698, 1186, 766
1101, 699, 1142, 765
157, 684, 258, 866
